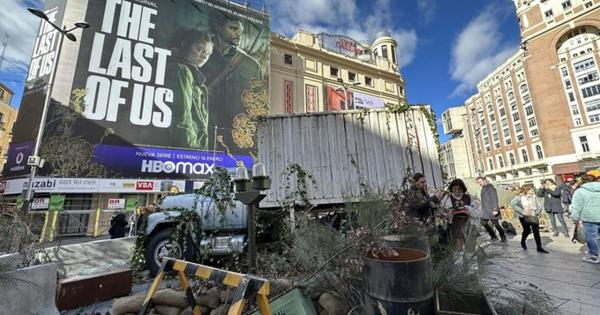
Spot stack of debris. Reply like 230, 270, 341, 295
112, 287, 235, 315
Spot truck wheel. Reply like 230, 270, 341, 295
145, 228, 196, 276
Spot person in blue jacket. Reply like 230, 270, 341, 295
571, 170, 600, 264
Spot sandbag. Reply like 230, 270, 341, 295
155, 304, 183, 315
152, 289, 189, 309
111, 294, 145, 315
196, 295, 221, 308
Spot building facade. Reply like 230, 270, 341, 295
464, 0, 600, 186
440, 106, 475, 181
0, 83, 18, 173
270, 30, 407, 114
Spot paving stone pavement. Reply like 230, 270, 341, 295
486, 227, 600, 315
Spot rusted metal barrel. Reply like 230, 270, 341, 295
364, 248, 434, 315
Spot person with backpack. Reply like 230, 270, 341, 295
511, 184, 549, 254
537, 179, 570, 238
570, 170, 600, 264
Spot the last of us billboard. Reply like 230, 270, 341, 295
4, 0, 270, 180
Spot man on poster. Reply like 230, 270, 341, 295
201, 13, 262, 148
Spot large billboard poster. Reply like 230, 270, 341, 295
4, 0, 66, 176
4, 0, 270, 180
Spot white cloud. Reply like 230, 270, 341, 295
0, 0, 42, 75
271, 0, 418, 68
449, 6, 519, 97
417, 0, 436, 23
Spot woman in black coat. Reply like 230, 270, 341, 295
537, 179, 569, 237
109, 213, 128, 239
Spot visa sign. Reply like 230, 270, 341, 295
136, 181, 154, 191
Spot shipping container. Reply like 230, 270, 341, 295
257, 108, 443, 208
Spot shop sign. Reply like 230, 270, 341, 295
31, 197, 50, 210
107, 198, 126, 209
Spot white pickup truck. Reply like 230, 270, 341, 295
144, 193, 247, 275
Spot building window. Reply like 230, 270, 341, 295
499, 108, 506, 117
590, 113, 600, 123
521, 149, 529, 162
571, 105, 580, 115
520, 84, 529, 95
561, 67, 569, 77
0, 112, 4, 123
284, 54, 293, 65
525, 106, 534, 116
488, 159, 494, 170
512, 112, 520, 122
517, 134, 525, 141
509, 153, 516, 165
565, 79, 572, 89
585, 1, 593, 8
330, 67, 339, 77
365, 76, 373, 86
581, 84, 600, 98
544, 10, 553, 19
578, 71, 599, 85
381, 46, 388, 58
575, 117, 582, 126
568, 92, 575, 102
528, 117, 537, 128
536, 145, 544, 159
508, 92, 515, 101
499, 156, 505, 168
348, 72, 356, 82
562, 1, 572, 10
580, 136, 590, 152
515, 123, 522, 133
574, 58, 595, 72
531, 129, 539, 137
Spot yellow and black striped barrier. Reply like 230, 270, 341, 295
138, 257, 272, 315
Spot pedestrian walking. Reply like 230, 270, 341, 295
108, 212, 128, 239
510, 184, 549, 253
441, 179, 480, 248
477, 176, 507, 242
559, 179, 578, 216
570, 170, 600, 264
537, 179, 570, 237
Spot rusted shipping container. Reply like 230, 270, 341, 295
257, 108, 443, 208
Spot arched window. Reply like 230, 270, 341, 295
520, 84, 529, 95
499, 156, 505, 168
521, 149, 529, 163
488, 159, 494, 170
536, 145, 544, 159
496, 98, 504, 107
509, 153, 516, 165
508, 92, 515, 101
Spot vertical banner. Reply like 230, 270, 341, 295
305, 84, 317, 112
4, 0, 270, 180
3, 0, 66, 176
125, 199, 138, 212
285, 80, 294, 113
49, 195, 65, 212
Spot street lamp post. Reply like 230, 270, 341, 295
337, 77, 360, 110
233, 163, 271, 273
22, 8, 89, 213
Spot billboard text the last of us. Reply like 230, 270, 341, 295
3, 0, 270, 180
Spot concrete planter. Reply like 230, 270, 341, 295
0, 263, 60, 315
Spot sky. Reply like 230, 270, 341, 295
0, 0, 522, 143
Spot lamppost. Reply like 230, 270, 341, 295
233, 162, 271, 273
337, 77, 360, 110
23, 9, 89, 213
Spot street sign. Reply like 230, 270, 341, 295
107, 198, 126, 209
27, 156, 41, 166
31, 197, 50, 210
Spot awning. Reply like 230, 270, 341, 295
552, 162, 579, 175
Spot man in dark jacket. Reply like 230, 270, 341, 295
538, 179, 569, 237
477, 177, 506, 242
109, 213, 128, 239
402, 173, 442, 222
